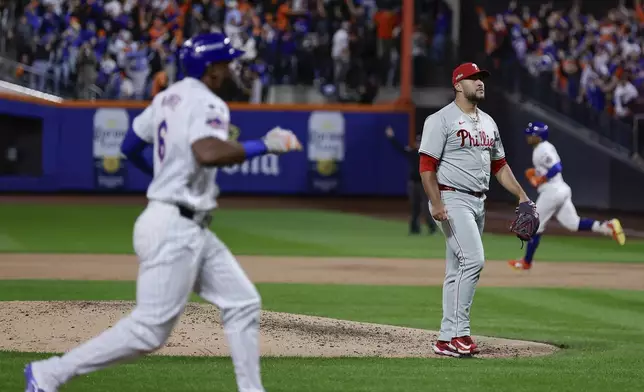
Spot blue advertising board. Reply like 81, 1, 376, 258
0, 97, 412, 196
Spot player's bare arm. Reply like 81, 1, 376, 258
192, 127, 302, 167
494, 164, 529, 202
192, 137, 250, 166
186, 54, 301, 168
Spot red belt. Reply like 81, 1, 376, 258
438, 184, 485, 198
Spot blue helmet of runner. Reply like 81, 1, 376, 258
524, 121, 549, 140
180, 33, 244, 79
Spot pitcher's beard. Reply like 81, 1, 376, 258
465, 91, 485, 103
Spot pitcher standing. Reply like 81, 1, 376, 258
418, 63, 533, 357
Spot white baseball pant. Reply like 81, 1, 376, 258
30, 201, 265, 392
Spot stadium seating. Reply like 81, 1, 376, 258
478, 2, 644, 128
0, 0, 447, 103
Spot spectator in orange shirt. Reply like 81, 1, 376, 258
636, 0, 644, 24
238, 0, 252, 16
373, 8, 398, 54
476, 8, 497, 55
277, 0, 292, 31
149, 17, 167, 43
373, 8, 399, 82
162, 1, 181, 31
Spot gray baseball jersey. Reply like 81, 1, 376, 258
419, 101, 505, 193
420, 101, 506, 348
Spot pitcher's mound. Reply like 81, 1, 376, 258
0, 301, 558, 359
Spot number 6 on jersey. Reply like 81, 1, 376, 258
157, 120, 168, 161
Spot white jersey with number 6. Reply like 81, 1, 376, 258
132, 77, 231, 211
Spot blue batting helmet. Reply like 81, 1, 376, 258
524, 121, 549, 140
179, 33, 244, 79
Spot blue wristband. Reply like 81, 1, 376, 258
241, 140, 268, 159
546, 162, 562, 179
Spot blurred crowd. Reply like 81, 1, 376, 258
479, 0, 644, 126
0, 0, 449, 103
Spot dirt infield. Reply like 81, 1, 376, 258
2, 254, 644, 290
0, 301, 557, 359
1, 253, 642, 360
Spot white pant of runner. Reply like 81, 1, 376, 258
30, 200, 265, 392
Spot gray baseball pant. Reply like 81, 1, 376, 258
430, 190, 486, 341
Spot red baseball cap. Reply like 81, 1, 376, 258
452, 62, 490, 85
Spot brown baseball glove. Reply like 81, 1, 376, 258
509, 201, 540, 247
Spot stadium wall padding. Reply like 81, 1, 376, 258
0, 96, 412, 196
4, 94, 643, 212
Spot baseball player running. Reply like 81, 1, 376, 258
508, 121, 626, 270
419, 63, 535, 358
24, 33, 302, 392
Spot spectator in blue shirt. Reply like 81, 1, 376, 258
278, 26, 297, 84
38, 6, 60, 36
52, 38, 72, 95
24, 2, 40, 32
431, 8, 449, 62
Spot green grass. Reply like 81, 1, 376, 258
0, 204, 642, 262
1, 281, 644, 391
1, 201, 643, 391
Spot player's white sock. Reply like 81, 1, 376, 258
592, 221, 612, 236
